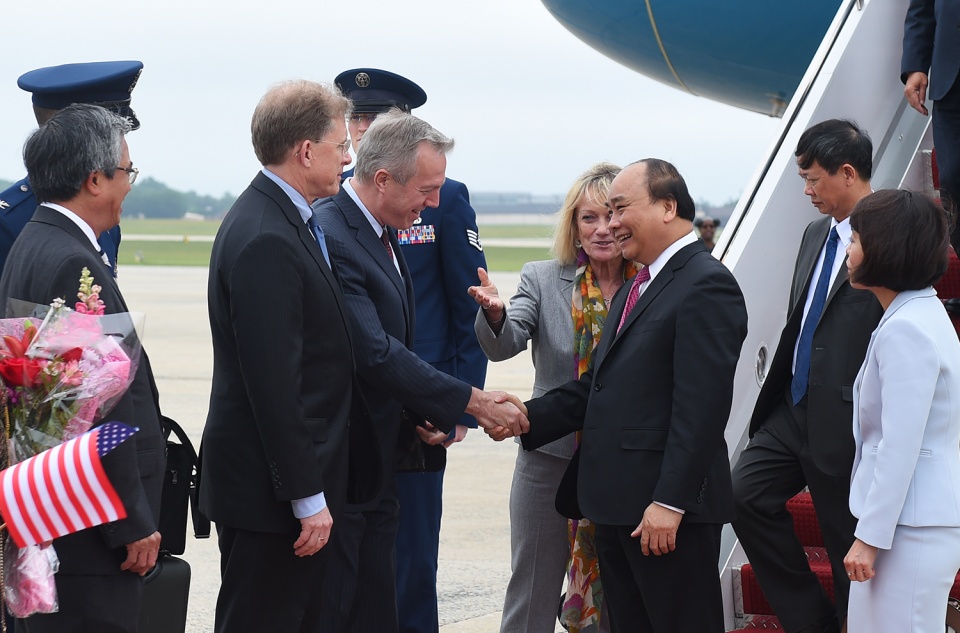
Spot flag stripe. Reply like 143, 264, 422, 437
74, 434, 108, 525
34, 449, 69, 537
26, 451, 60, 539
81, 433, 122, 523
47, 444, 84, 534
64, 434, 103, 527
0, 467, 31, 547
15, 463, 47, 544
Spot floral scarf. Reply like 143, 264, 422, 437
565, 249, 639, 632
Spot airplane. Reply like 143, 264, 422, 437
540, 0, 843, 117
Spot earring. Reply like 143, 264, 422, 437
575, 240, 582, 248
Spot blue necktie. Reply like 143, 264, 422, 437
791, 227, 839, 405
307, 214, 331, 267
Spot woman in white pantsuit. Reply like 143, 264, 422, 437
470, 163, 639, 633
843, 190, 960, 632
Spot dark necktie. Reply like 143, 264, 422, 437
617, 265, 651, 333
381, 227, 394, 261
307, 215, 331, 267
791, 227, 840, 405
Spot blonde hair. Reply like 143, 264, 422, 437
551, 162, 621, 265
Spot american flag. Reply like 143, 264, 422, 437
0, 422, 137, 548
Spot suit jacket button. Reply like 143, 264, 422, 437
594, 383, 602, 391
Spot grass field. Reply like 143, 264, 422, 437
117, 219, 553, 271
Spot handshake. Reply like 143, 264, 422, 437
466, 388, 529, 441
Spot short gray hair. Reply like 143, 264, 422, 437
251, 80, 351, 166
23, 103, 130, 204
355, 109, 454, 184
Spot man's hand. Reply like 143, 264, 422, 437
466, 388, 529, 437
843, 538, 878, 582
416, 421, 451, 446
443, 424, 468, 448
467, 267, 504, 323
121, 531, 161, 575
904, 71, 929, 116
294, 507, 333, 557
632, 503, 682, 556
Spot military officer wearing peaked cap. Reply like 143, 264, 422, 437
0, 60, 142, 277
322, 68, 487, 633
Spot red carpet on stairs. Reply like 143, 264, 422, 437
729, 492, 960, 631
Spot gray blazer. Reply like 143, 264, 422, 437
474, 259, 579, 459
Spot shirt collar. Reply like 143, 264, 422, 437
43, 202, 101, 252
261, 167, 312, 225
342, 178, 387, 237
832, 216, 852, 249
646, 231, 700, 282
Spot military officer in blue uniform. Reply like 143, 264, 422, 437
0, 60, 143, 277
333, 68, 488, 633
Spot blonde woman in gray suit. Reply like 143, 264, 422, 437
470, 163, 639, 633
842, 189, 960, 632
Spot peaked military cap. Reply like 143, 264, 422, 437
335, 68, 427, 114
17, 60, 143, 129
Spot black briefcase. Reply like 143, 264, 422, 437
159, 416, 210, 555
138, 554, 191, 633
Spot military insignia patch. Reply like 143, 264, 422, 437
396, 224, 436, 245
466, 229, 483, 252
356, 72, 371, 88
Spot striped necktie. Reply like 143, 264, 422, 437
617, 265, 651, 333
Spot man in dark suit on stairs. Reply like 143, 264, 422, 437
731, 119, 883, 633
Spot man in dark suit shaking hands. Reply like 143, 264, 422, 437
200, 81, 377, 633
0, 104, 166, 632
506, 159, 748, 632
314, 110, 526, 633
731, 120, 882, 633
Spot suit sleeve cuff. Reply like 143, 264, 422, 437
654, 501, 685, 515
291, 492, 327, 519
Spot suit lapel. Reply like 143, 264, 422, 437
391, 228, 416, 344
791, 218, 831, 312
336, 190, 410, 314
249, 174, 350, 340
32, 206, 128, 309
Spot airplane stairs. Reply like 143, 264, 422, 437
728, 249, 960, 631
727, 492, 960, 631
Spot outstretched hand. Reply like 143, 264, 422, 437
468, 268, 504, 322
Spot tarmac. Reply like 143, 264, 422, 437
117, 265, 561, 633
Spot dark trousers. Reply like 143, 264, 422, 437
214, 525, 328, 633
731, 395, 856, 633
18, 573, 143, 633
935, 80, 960, 251
396, 469, 444, 633
594, 521, 724, 633
321, 490, 401, 633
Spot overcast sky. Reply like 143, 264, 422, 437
0, 0, 783, 204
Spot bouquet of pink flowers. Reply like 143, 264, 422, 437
0, 268, 143, 617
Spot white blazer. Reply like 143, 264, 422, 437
850, 287, 960, 550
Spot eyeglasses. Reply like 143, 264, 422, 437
315, 139, 351, 155
348, 113, 378, 125
116, 165, 139, 185
699, 223, 716, 229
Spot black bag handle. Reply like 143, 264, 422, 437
162, 416, 211, 539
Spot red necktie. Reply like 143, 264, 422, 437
381, 228, 393, 260
617, 266, 651, 333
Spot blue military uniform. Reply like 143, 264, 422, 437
335, 68, 488, 633
0, 61, 143, 277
